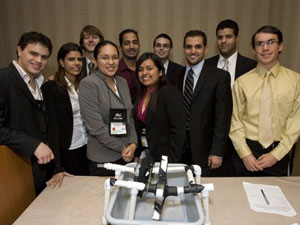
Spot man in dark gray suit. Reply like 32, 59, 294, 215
153, 33, 184, 84
206, 19, 256, 87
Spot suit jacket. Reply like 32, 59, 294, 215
166, 60, 184, 84
0, 62, 51, 193
174, 62, 233, 167
41, 81, 74, 173
133, 85, 186, 163
79, 70, 137, 163
82, 57, 88, 77
205, 53, 257, 80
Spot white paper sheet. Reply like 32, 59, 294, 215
243, 182, 297, 217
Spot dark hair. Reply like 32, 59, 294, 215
94, 40, 119, 60
183, 30, 207, 47
54, 42, 84, 91
79, 25, 104, 50
251, 25, 283, 49
153, 33, 173, 48
17, 31, 52, 57
119, 28, 139, 46
216, 19, 239, 36
135, 52, 168, 110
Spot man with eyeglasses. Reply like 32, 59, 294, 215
153, 33, 184, 84
230, 25, 300, 176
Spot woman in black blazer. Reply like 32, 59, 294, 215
133, 52, 186, 163
42, 43, 88, 187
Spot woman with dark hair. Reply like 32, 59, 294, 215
79, 41, 137, 176
42, 42, 88, 187
133, 52, 186, 162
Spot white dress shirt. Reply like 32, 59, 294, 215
217, 51, 238, 88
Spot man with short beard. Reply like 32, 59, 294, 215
206, 19, 256, 88
117, 29, 140, 102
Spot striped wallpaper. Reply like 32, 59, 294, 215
0, 0, 299, 76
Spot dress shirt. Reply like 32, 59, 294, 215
117, 58, 137, 101
13, 60, 44, 100
230, 62, 300, 161
217, 51, 238, 88
163, 60, 169, 75
65, 77, 88, 150
183, 59, 205, 92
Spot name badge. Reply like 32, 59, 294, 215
141, 128, 148, 147
109, 108, 127, 136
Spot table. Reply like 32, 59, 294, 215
13, 176, 300, 225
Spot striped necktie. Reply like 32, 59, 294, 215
222, 58, 229, 71
88, 62, 95, 75
183, 69, 194, 129
258, 71, 273, 148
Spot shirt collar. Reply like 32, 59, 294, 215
256, 62, 281, 78
13, 60, 44, 87
118, 58, 132, 72
186, 59, 205, 77
219, 51, 238, 65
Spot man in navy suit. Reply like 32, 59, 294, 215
175, 30, 232, 176
153, 33, 184, 84
0, 31, 54, 194
206, 19, 256, 87
206, 19, 256, 175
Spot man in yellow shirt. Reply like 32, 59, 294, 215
230, 25, 300, 176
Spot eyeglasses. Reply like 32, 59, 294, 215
98, 55, 119, 62
154, 43, 171, 49
255, 39, 279, 47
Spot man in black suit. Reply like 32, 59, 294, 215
0, 31, 54, 194
175, 30, 232, 176
205, 19, 256, 176
205, 19, 256, 87
153, 33, 184, 84
79, 25, 104, 76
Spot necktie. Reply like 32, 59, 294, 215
88, 62, 95, 75
222, 58, 229, 72
183, 69, 194, 129
258, 72, 273, 148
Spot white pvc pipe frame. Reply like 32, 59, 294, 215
102, 163, 214, 225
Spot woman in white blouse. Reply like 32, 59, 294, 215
42, 42, 88, 187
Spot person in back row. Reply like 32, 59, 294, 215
117, 28, 140, 102
153, 33, 184, 84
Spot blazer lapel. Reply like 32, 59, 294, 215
8, 63, 40, 108
235, 53, 244, 79
191, 63, 211, 101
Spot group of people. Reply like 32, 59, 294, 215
1, 19, 300, 195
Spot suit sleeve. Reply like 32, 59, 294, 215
79, 78, 124, 153
0, 74, 40, 158
210, 71, 233, 157
41, 82, 65, 174
162, 86, 186, 162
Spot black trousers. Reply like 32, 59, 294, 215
61, 145, 89, 175
231, 139, 289, 176
180, 130, 223, 177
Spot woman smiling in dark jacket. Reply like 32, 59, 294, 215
133, 52, 186, 162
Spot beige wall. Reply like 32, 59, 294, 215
0, 0, 300, 76
0, 0, 299, 174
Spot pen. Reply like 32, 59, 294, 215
261, 189, 269, 205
